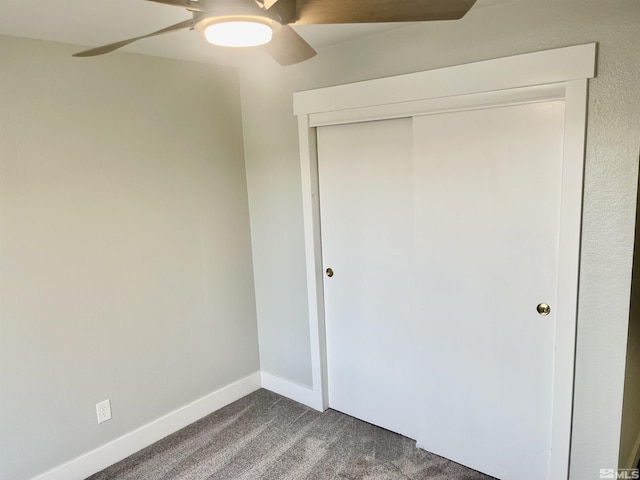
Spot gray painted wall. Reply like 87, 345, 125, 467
621, 168, 640, 468
239, 0, 640, 477
0, 35, 259, 480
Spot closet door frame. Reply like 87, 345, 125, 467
293, 43, 596, 480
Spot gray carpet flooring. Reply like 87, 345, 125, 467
87, 389, 495, 480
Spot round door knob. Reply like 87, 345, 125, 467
537, 303, 551, 316
326, 268, 334, 278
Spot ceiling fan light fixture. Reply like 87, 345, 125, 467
196, 15, 275, 48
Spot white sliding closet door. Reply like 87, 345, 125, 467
317, 118, 417, 439
318, 100, 566, 480
413, 101, 565, 480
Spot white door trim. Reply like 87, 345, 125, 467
308, 82, 567, 128
294, 43, 596, 480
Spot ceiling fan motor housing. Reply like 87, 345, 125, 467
193, 0, 283, 47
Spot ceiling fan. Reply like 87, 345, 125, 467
73, 0, 477, 65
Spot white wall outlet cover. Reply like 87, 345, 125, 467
96, 399, 112, 424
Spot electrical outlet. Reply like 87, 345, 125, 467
96, 399, 112, 424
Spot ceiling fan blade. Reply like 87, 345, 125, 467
73, 19, 193, 57
294, 0, 477, 25
261, 25, 317, 66
266, 0, 297, 24
144, 0, 205, 12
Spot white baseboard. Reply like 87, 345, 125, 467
31, 370, 323, 480
260, 371, 321, 411
32, 372, 262, 480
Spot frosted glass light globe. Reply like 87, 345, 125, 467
203, 20, 273, 47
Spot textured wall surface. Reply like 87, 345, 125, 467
239, 0, 640, 477
0, 35, 259, 480
621, 174, 640, 468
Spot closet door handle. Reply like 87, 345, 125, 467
536, 303, 551, 316
326, 268, 334, 278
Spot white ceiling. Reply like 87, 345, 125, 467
0, 0, 514, 66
